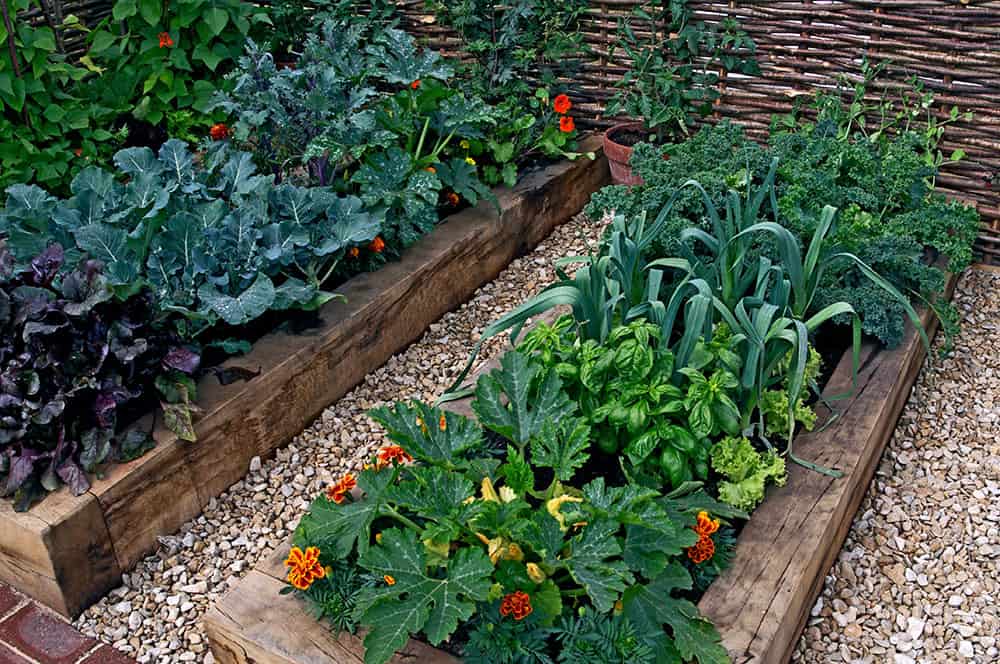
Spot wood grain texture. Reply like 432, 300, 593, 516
697, 275, 958, 664
205, 277, 956, 664
0, 140, 608, 618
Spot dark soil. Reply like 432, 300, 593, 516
608, 126, 654, 148
112, 115, 168, 151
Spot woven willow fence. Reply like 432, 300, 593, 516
392, 0, 1000, 263
11, 0, 1000, 261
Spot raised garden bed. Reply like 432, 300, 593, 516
0, 137, 608, 619
202, 276, 956, 664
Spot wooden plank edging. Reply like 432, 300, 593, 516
203, 275, 957, 664
699, 274, 958, 663
0, 137, 609, 618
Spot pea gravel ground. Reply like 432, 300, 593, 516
74, 212, 608, 663
793, 267, 1000, 664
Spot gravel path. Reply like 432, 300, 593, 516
793, 267, 1000, 664
74, 213, 607, 663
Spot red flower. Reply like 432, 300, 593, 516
209, 123, 229, 141
158, 32, 174, 49
687, 535, 716, 564
369, 236, 385, 254
410, 80, 420, 90
553, 94, 572, 115
559, 116, 575, 133
285, 546, 325, 590
73, 148, 83, 157
348, 247, 360, 258
693, 511, 720, 537
499, 591, 533, 621
376, 445, 413, 469
325, 473, 357, 504
446, 191, 460, 207
686, 511, 720, 563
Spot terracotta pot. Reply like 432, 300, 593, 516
603, 121, 647, 186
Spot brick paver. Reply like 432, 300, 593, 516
0, 585, 135, 664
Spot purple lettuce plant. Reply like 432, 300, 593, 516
0, 245, 198, 510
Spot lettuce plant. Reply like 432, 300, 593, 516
289, 350, 741, 664
0, 246, 196, 510
709, 436, 787, 512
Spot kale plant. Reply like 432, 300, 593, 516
0, 246, 196, 510
216, 21, 501, 252
584, 119, 979, 348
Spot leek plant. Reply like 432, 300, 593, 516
443, 159, 930, 476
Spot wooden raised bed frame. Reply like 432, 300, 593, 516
203, 277, 957, 664
0, 137, 609, 618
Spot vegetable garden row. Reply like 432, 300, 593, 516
0, 0, 993, 662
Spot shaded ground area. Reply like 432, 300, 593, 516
794, 267, 1000, 664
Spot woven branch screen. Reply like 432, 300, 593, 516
12, 0, 1000, 261
393, 0, 1000, 264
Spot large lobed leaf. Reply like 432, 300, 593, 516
368, 401, 485, 470
472, 351, 576, 448
622, 562, 728, 664
356, 527, 493, 664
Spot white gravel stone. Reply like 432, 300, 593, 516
793, 268, 1000, 663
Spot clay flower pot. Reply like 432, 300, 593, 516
603, 121, 647, 186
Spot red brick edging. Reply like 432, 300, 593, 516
0, 585, 135, 664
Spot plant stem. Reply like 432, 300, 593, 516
414, 117, 430, 161
382, 506, 422, 532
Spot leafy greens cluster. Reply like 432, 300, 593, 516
1, 0, 268, 192
0, 139, 381, 341
586, 119, 978, 348
0, 245, 197, 509
292, 350, 741, 664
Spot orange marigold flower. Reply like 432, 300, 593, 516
410, 80, 420, 90
369, 236, 385, 254
209, 123, 229, 141
686, 534, 716, 564
446, 191, 460, 207
325, 473, 357, 504
376, 445, 413, 469
553, 94, 572, 115
425, 166, 436, 173
500, 590, 533, 621
694, 511, 720, 537
158, 32, 174, 48
559, 116, 575, 133
439, 414, 447, 431
384, 574, 396, 585
285, 546, 326, 590
348, 247, 360, 258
